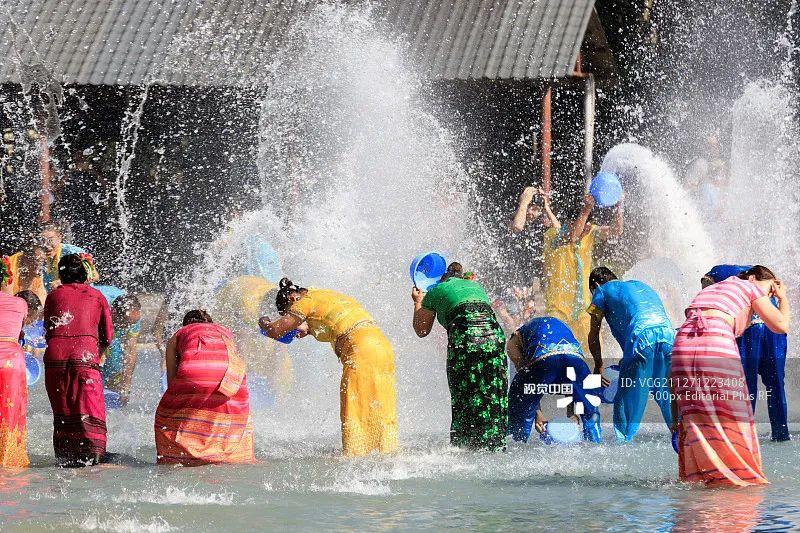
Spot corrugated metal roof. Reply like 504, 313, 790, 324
0, 0, 594, 86
384, 0, 594, 79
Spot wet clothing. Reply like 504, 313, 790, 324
517, 316, 582, 366
288, 289, 397, 456
543, 225, 596, 352
421, 277, 491, 328
445, 302, 508, 450
508, 317, 601, 443
0, 293, 29, 467
155, 322, 254, 465
588, 280, 674, 441
95, 285, 141, 390
44, 283, 113, 466
613, 327, 673, 441
705, 267, 789, 441
671, 277, 769, 487
738, 323, 789, 441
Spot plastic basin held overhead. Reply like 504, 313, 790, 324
589, 171, 623, 208
409, 252, 447, 292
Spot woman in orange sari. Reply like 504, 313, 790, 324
0, 256, 29, 468
671, 266, 790, 487
155, 310, 254, 465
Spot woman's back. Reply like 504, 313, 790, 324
44, 283, 109, 339
686, 276, 765, 336
289, 288, 373, 343
174, 322, 237, 391
422, 278, 490, 327
0, 293, 26, 339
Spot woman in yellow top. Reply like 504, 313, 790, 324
260, 278, 398, 456
543, 193, 623, 351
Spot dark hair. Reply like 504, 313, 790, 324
737, 265, 776, 281
58, 254, 88, 284
589, 266, 618, 291
111, 294, 141, 317
182, 309, 213, 326
440, 262, 464, 282
275, 277, 307, 314
15, 290, 42, 313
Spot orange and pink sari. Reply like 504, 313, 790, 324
671, 277, 769, 487
155, 322, 254, 465
0, 292, 29, 468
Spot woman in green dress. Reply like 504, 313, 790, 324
411, 262, 508, 451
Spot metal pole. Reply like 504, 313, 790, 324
541, 84, 552, 194
38, 134, 52, 223
583, 73, 596, 188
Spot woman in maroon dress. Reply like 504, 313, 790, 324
44, 254, 113, 466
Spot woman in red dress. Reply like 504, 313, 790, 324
0, 256, 29, 468
44, 254, 113, 467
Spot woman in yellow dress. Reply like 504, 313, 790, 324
543, 193, 624, 351
260, 278, 398, 456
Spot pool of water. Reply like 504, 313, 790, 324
2, 433, 799, 532
3, 347, 800, 531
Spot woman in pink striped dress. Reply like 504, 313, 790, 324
155, 310, 254, 465
670, 266, 790, 487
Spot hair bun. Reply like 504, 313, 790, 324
279, 277, 292, 289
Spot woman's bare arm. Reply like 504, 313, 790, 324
165, 335, 179, 384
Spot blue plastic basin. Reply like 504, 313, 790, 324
104, 389, 123, 410
600, 364, 620, 404
25, 353, 41, 387
409, 252, 447, 291
539, 416, 583, 445
589, 171, 623, 208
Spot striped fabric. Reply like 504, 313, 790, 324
671, 279, 770, 486
686, 276, 765, 336
155, 322, 254, 465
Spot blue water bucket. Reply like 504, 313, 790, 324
600, 364, 620, 404
672, 431, 679, 454
25, 353, 42, 387
104, 389, 123, 410
409, 252, 447, 292
276, 329, 298, 344
539, 416, 583, 445
589, 171, 623, 208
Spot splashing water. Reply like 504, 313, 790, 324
173, 4, 480, 439
722, 80, 800, 274
601, 143, 715, 282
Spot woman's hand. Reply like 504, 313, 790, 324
519, 186, 537, 205
772, 279, 788, 301
295, 322, 310, 338
411, 287, 424, 305
582, 193, 595, 210
534, 410, 547, 434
